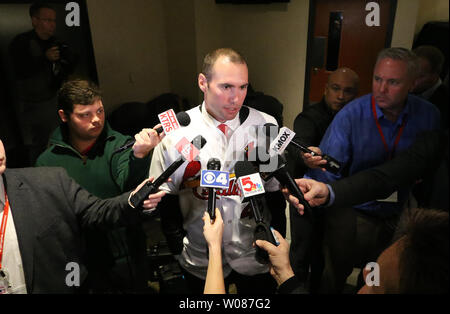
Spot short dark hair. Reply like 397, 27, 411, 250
413, 45, 445, 75
57, 80, 102, 114
393, 208, 449, 294
201, 48, 246, 82
29, 1, 55, 18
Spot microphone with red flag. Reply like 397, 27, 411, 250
114, 110, 191, 153
129, 135, 206, 208
235, 160, 279, 264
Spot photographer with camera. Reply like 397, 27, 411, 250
9, 1, 77, 166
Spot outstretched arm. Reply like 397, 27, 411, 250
203, 208, 225, 294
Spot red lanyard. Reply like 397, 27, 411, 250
0, 189, 9, 270
371, 96, 407, 160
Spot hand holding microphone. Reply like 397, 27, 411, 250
200, 158, 230, 222
270, 154, 313, 217
300, 146, 328, 171
255, 228, 295, 286
129, 135, 207, 208
293, 141, 341, 174
132, 124, 166, 158
264, 123, 341, 174
206, 158, 221, 222
235, 160, 279, 264
114, 110, 191, 154
287, 178, 331, 210
252, 125, 314, 216
130, 176, 167, 210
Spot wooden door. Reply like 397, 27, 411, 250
307, 0, 396, 104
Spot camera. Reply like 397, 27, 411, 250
51, 41, 70, 61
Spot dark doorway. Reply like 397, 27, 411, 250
304, 0, 397, 106
0, 0, 98, 167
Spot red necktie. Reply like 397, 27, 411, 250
218, 123, 229, 137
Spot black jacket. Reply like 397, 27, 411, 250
428, 83, 449, 130
329, 130, 448, 210
288, 98, 337, 177
9, 30, 76, 102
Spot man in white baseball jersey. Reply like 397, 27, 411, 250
149, 48, 286, 293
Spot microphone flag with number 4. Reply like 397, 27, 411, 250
200, 170, 230, 189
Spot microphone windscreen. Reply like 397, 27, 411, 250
207, 158, 221, 170
176, 111, 191, 127
235, 160, 257, 179
192, 135, 207, 149
263, 123, 278, 138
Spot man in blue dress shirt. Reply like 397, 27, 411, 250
305, 47, 441, 293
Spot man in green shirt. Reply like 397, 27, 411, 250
36, 79, 163, 293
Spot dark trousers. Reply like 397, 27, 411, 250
319, 206, 400, 294
180, 266, 277, 294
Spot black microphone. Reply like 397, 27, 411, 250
114, 111, 191, 153
129, 135, 207, 208
206, 158, 221, 222
246, 142, 313, 217
272, 154, 313, 217
235, 160, 278, 264
263, 123, 342, 174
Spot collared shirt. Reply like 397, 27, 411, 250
0, 179, 27, 294
204, 102, 241, 139
306, 93, 440, 216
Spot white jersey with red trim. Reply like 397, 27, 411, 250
149, 103, 280, 279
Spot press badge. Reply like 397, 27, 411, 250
377, 191, 398, 203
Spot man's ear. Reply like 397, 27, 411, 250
198, 73, 208, 93
409, 78, 419, 92
31, 16, 38, 28
58, 109, 68, 123
324, 82, 330, 96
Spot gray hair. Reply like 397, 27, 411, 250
376, 47, 419, 78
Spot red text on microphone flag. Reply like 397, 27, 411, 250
158, 109, 180, 135
175, 137, 200, 162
